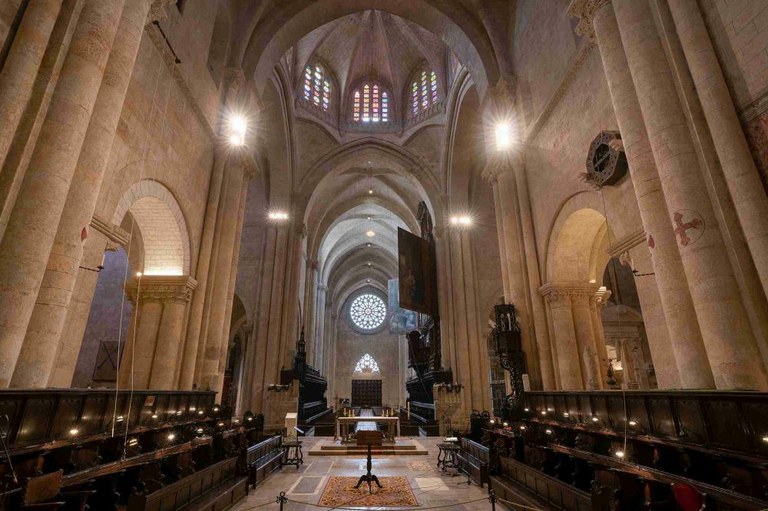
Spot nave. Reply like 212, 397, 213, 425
0, 0, 767, 509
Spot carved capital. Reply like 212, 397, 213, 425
541, 282, 603, 307
126, 275, 198, 304
567, 0, 611, 40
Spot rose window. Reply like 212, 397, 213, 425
350, 294, 386, 330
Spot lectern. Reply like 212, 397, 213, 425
355, 430, 383, 493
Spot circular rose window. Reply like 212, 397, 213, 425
349, 294, 386, 331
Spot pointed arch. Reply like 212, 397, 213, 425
354, 353, 380, 373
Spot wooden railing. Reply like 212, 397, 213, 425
457, 438, 490, 487
244, 436, 282, 488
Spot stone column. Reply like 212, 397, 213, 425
589, 288, 611, 388
118, 275, 196, 390
569, 0, 713, 388
304, 258, 319, 366
12, 0, 154, 388
148, 278, 195, 389
120, 300, 162, 390
613, 0, 767, 390
0, 0, 63, 172
668, 0, 768, 297
491, 178, 512, 299
486, 160, 540, 388
314, 283, 328, 371
571, 289, 602, 390
199, 161, 245, 392
541, 287, 582, 390
216, 169, 250, 382
250, 224, 288, 411
180, 156, 227, 389
0, 0, 125, 387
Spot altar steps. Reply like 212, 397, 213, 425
307, 439, 428, 456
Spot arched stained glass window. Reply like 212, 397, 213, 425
351, 83, 389, 123
303, 64, 331, 111
354, 354, 380, 373
410, 69, 439, 115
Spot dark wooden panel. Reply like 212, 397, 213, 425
351, 380, 382, 407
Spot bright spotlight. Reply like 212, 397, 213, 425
368, 189, 374, 195
268, 211, 289, 221
450, 215, 472, 226
366, 230, 375, 237
227, 114, 247, 147
495, 122, 513, 151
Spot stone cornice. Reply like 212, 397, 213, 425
125, 275, 198, 304
540, 281, 601, 297
90, 215, 131, 246
607, 229, 646, 258
567, 0, 611, 40
146, 0, 174, 26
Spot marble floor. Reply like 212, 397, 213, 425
232, 437, 540, 511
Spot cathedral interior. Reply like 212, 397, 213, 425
0, 0, 767, 509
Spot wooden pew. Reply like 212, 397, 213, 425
244, 436, 282, 489
126, 457, 242, 511
457, 438, 490, 487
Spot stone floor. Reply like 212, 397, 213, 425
231, 437, 540, 511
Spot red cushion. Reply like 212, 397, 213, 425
672, 483, 704, 511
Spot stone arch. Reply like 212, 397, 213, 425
112, 180, 191, 276
545, 192, 614, 284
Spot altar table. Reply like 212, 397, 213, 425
335, 416, 400, 441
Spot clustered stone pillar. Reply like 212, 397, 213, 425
118, 275, 196, 389
541, 284, 609, 390
569, 0, 715, 388
304, 258, 319, 366
668, 0, 768, 298
11, 0, 154, 388
447, 226, 492, 412
486, 158, 542, 388
0, 0, 125, 388
197, 158, 248, 394
612, 0, 767, 390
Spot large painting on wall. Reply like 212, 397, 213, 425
397, 228, 436, 315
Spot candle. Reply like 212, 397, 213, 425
407, 402, 411, 420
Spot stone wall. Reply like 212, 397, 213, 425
70, 20, 217, 387
332, 301, 404, 408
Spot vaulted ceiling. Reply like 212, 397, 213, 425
290, 10, 451, 108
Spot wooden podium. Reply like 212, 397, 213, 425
355, 430, 383, 493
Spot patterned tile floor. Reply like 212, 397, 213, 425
232, 437, 538, 511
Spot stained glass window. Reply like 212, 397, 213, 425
352, 83, 388, 123
410, 69, 438, 115
350, 294, 386, 330
354, 354, 380, 373
303, 64, 331, 111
